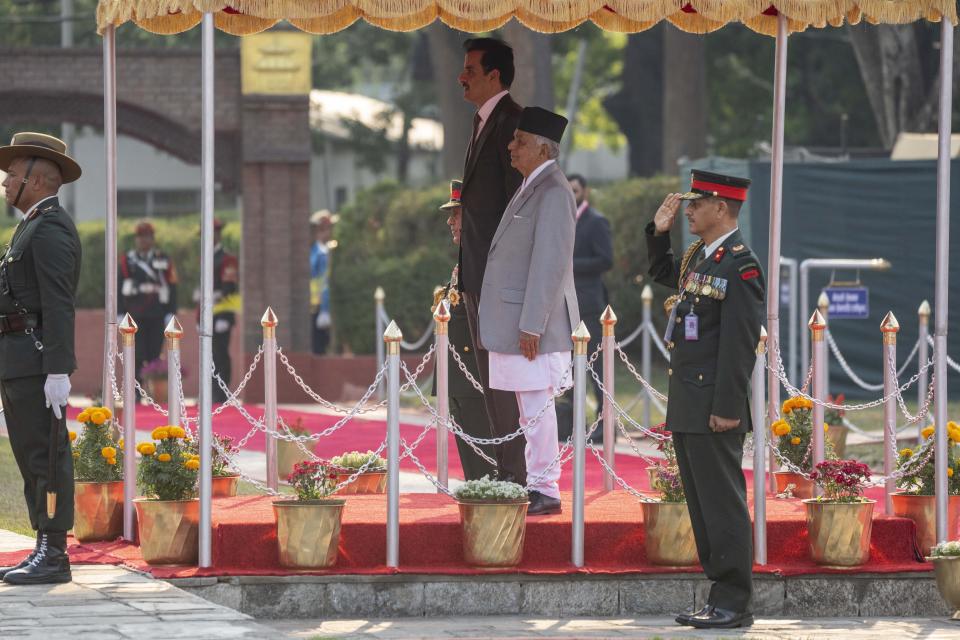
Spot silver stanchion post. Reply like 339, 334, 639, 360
818, 292, 830, 400
571, 321, 590, 568
375, 287, 386, 401
261, 308, 279, 491
601, 305, 617, 491
119, 313, 138, 541
434, 300, 450, 490
165, 316, 183, 428
752, 327, 767, 565
917, 300, 930, 441
384, 320, 402, 568
640, 286, 653, 431
809, 310, 827, 496
881, 312, 899, 515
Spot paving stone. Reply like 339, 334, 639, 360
859, 577, 952, 617
520, 580, 620, 616
239, 582, 327, 618
619, 578, 696, 615
424, 581, 522, 616
784, 578, 860, 617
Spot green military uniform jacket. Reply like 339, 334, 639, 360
646, 224, 764, 434
447, 303, 483, 399
0, 198, 82, 379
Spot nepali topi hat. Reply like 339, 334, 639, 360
439, 179, 463, 211
679, 169, 751, 202
0, 132, 82, 184
517, 107, 568, 144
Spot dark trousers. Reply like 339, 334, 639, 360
212, 317, 232, 403
451, 396, 497, 481
133, 314, 165, 381
312, 311, 330, 355
462, 291, 526, 485
672, 431, 753, 612
1, 375, 74, 532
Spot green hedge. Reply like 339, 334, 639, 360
329, 175, 681, 354
0, 213, 241, 310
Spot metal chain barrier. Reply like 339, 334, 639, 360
588, 441, 657, 502
278, 348, 390, 414
589, 362, 671, 440
927, 335, 960, 374
615, 345, 668, 402
448, 342, 486, 394
378, 307, 434, 351
615, 321, 645, 348
647, 324, 671, 361
827, 331, 921, 392
891, 356, 936, 425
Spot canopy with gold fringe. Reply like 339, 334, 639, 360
97, 1, 958, 38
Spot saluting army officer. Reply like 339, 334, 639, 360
646, 170, 764, 629
0, 133, 83, 585
434, 180, 496, 480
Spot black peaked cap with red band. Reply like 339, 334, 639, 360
679, 169, 751, 202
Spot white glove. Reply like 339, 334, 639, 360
214, 318, 231, 333
44, 374, 71, 419
315, 311, 331, 330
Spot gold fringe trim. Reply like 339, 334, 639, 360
357, 0, 434, 19
363, 4, 438, 31
589, 7, 658, 33
134, 10, 203, 34
438, 9, 512, 33
514, 7, 589, 33
289, 6, 361, 33
692, 0, 769, 23
742, 14, 809, 36
437, 0, 511, 21
665, 10, 726, 34
214, 12, 278, 34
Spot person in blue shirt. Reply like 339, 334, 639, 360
310, 210, 335, 354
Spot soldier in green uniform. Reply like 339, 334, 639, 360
646, 170, 764, 629
0, 133, 83, 585
435, 180, 496, 480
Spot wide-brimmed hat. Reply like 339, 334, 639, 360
439, 179, 463, 211
0, 132, 82, 184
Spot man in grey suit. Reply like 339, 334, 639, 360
479, 107, 579, 516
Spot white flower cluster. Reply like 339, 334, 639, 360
931, 540, 960, 557
453, 475, 528, 502
331, 450, 387, 471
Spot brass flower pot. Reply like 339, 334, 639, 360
803, 499, 875, 567
277, 440, 312, 483
335, 471, 387, 495
825, 424, 848, 458
892, 492, 960, 556
74, 480, 124, 542
211, 474, 240, 498
774, 471, 814, 499
928, 555, 960, 619
273, 499, 345, 569
134, 498, 200, 565
458, 500, 528, 567
641, 500, 699, 566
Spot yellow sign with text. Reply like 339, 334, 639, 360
241, 31, 312, 95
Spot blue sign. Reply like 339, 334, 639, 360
824, 287, 869, 319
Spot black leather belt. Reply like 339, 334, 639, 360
0, 312, 41, 335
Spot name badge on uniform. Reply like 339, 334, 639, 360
684, 311, 699, 341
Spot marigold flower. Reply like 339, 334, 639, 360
790, 436, 801, 445
77, 410, 90, 423
168, 426, 186, 439
824, 424, 829, 432
90, 410, 106, 425
101, 407, 112, 419
118, 438, 124, 449
151, 427, 170, 440
106, 457, 117, 466
771, 420, 791, 437
68, 431, 77, 442
184, 459, 200, 471
101, 446, 117, 459
922, 425, 935, 439
949, 468, 955, 478
72, 451, 80, 459
137, 442, 156, 456
900, 448, 913, 458
948, 423, 960, 444
157, 453, 172, 462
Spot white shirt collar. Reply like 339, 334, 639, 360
22, 195, 57, 219
703, 227, 738, 258
475, 90, 509, 135
519, 159, 555, 194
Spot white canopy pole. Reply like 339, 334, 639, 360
933, 19, 953, 545
101, 25, 117, 421
198, 12, 215, 568
765, 13, 788, 455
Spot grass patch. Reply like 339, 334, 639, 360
0, 436, 32, 537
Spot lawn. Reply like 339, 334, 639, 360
0, 436, 31, 537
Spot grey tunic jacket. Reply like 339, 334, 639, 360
478, 162, 580, 355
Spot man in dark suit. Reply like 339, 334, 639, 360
434, 180, 496, 481
646, 170, 764, 629
568, 174, 612, 440
456, 37, 526, 484
0, 132, 83, 585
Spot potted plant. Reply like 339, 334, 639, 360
928, 540, 960, 620
330, 450, 388, 494
804, 459, 875, 567
824, 394, 848, 458
453, 476, 528, 567
188, 432, 241, 497
892, 422, 960, 555
134, 425, 200, 565
277, 418, 312, 482
273, 460, 345, 568
641, 434, 698, 566
140, 358, 169, 402
71, 406, 124, 542
771, 395, 833, 499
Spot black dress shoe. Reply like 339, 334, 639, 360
527, 490, 561, 516
687, 606, 753, 629
3, 532, 72, 585
674, 604, 713, 626
0, 533, 40, 580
